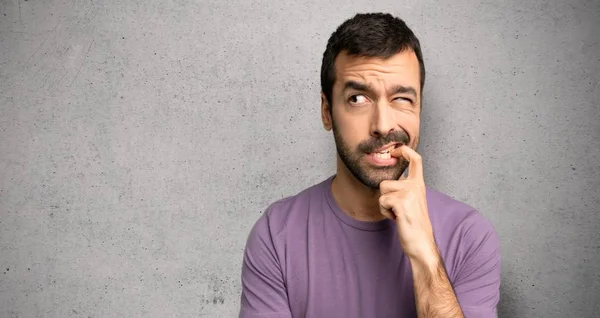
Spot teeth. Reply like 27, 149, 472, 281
377, 146, 395, 154
373, 152, 391, 160
372, 145, 396, 160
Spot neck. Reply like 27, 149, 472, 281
330, 156, 386, 222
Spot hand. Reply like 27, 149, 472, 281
379, 145, 437, 263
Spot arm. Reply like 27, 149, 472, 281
380, 146, 500, 317
239, 213, 292, 318
410, 214, 501, 318
410, 247, 465, 318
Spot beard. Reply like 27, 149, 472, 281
332, 120, 414, 189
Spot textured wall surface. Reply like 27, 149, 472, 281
1, 0, 598, 317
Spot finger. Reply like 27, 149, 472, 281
378, 195, 397, 220
391, 145, 423, 181
380, 209, 396, 221
379, 195, 408, 219
379, 179, 412, 195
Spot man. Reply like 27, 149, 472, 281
239, 13, 501, 318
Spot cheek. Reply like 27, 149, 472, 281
334, 113, 370, 144
396, 113, 420, 140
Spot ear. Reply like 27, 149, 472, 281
321, 92, 332, 131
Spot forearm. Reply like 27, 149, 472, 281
410, 249, 464, 318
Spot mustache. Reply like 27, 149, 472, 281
357, 130, 410, 153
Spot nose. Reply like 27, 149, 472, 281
370, 100, 395, 137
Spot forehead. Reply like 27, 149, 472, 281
333, 50, 421, 94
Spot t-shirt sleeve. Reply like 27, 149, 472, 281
452, 213, 502, 318
239, 211, 292, 318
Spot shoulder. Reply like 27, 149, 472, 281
425, 187, 500, 273
425, 186, 497, 237
248, 178, 329, 241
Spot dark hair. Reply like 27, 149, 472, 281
320, 13, 425, 108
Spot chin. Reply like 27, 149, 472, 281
357, 167, 405, 189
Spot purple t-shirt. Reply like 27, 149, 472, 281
240, 176, 501, 318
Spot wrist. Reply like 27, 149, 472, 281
408, 244, 441, 275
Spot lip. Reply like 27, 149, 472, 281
371, 142, 401, 153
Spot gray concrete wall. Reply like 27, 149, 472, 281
1, 0, 598, 317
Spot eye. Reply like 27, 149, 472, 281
349, 94, 368, 105
393, 97, 414, 104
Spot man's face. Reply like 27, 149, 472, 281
322, 50, 422, 189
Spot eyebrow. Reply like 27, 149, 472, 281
342, 81, 418, 99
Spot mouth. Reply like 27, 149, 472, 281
369, 143, 402, 160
